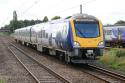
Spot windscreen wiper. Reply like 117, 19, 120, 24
75, 27, 85, 37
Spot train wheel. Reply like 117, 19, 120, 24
59, 54, 63, 61
122, 44, 125, 48
56, 51, 64, 61
65, 54, 70, 63
59, 53, 65, 61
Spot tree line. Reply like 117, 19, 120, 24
105, 20, 125, 27
1, 16, 61, 33
1, 15, 125, 33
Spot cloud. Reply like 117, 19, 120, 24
0, 0, 125, 27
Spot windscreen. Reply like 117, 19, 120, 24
74, 21, 100, 38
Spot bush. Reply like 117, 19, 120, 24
100, 54, 117, 65
106, 48, 125, 57
100, 48, 125, 71
0, 79, 5, 83
115, 49, 125, 57
118, 59, 125, 66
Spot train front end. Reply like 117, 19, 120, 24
69, 14, 104, 63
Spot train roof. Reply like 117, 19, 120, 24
115, 26, 125, 28
14, 25, 32, 32
50, 18, 69, 24
31, 23, 43, 32
50, 13, 98, 24
15, 13, 99, 32
104, 26, 125, 29
72, 13, 98, 21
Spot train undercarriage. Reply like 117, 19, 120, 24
37, 43, 103, 64
15, 40, 103, 64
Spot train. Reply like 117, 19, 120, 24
14, 13, 105, 64
104, 26, 125, 47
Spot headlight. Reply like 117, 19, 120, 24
98, 41, 104, 48
74, 41, 80, 48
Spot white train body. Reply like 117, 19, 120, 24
14, 14, 104, 63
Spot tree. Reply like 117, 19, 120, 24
42, 16, 48, 22
1, 19, 43, 33
35, 19, 42, 24
4, 25, 10, 29
9, 20, 20, 32
104, 24, 112, 27
115, 20, 125, 25
51, 16, 61, 20
65, 16, 71, 19
18, 20, 25, 28
30, 20, 35, 25
24, 20, 30, 27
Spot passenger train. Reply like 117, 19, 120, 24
104, 26, 125, 47
14, 13, 105, 63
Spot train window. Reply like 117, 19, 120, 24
41, 30, 43, 38
40, 32, 42, 38
38, 32, 42, 38
24, 30, 26, 36
42, 30, 45, 38
38, 32, 39, 38
39, 31, 41, 37
106, 30, 112, 35
32, 31, 36, 37
119, 30, 123, 35
27, 31, 28, 37
46, 33, 48, 38
28, 31, 30, 36
22, 31, 23, 36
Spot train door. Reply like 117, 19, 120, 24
49, 33, 52, 46
111, 28, 118, 46
119, 27, 125, 47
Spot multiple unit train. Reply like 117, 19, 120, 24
104, 26, 125, 47
14, 13, 104, 63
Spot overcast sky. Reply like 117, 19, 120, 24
0, 0, 125, 27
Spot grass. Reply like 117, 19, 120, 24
0, 79, 6, 83
100, 48, 125, 72
0, 32, 11, 36
0, 32, 14, 38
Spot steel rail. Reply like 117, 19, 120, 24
88, 64, 125, 82
10, 43, 71, 83
8, 46, 40, 83
81, 69, 111, 83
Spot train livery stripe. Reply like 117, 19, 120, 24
70, 18, 77, 43
65, 22, 74, 50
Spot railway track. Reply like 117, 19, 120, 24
8, 43, 71, 83
0, 36, 37, 83
11, 40, 125, 83
13, 42, 109, 83
87, 64, 125, 82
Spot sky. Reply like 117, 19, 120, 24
0, 0, 125, 27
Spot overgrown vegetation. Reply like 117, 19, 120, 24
0, 32, 11, 36
0, 79, 6, 83
100, 48, 125, 71
0, 15, 61, 33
